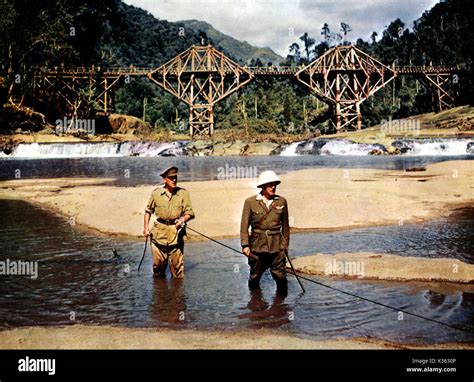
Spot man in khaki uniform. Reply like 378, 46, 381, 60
240, 170, 289, 293
143, 166, 194, 278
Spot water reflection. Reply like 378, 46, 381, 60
150, 278, 187, 326
424, 290, 446, 307
238, 288, 291, 328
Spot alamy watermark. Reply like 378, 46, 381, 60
217, 164, 258, 180
325, 259, 365, 278
378, 117, 420, 139
55, 117, 96, 135
0, 259, 38, 279
18, 356, 55, 376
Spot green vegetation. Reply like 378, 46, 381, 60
179, 20, 283, 65
0, 0, 472, 136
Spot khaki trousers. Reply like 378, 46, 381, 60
151, 239, 184, 278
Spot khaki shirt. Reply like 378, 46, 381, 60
145, 186, 195, 245
240, 194, 290, 254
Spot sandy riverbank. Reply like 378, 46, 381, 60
290, 252, 474, 283
0, 325, 471, 349
0, 160, 473, 240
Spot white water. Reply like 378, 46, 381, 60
279, 142, 300, 156
401, 140, 473, 156
2, 138, 473, 158
12, 142, 127, 158
279, 138, 473, 156
319, 140, 382, 156
8, 141, 188, 158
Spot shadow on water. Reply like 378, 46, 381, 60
0, 199, 473, 345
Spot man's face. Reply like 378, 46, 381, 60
164, 175, 177, 190
261, 182, 278, 198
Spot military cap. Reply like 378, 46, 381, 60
160, 166, 178, 178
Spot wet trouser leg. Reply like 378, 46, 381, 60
248, 251, 287, 292
151, 240, 184, 279
271, 250, 288, 294
168, 243, 184, 279
248, 252, 269, 288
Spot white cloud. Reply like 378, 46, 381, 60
123, 0, 440, 57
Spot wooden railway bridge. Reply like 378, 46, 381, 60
34, 44, 462, 137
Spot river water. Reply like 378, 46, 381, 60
1, 154, 473, 185
0, 198, 472, 345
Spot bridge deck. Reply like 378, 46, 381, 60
38, 65, 462, 77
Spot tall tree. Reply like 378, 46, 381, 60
340, 22, 352, 43
299, 32, 316, 61
370, 31, 378, 45
321, 23, 331, 44
288, 42, 301, 65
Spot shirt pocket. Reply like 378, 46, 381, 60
273, 206, 284, 215
250, 208, 262, 224
171, 198, 183, 212
270, 207, 284, 224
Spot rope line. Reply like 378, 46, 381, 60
186, 225, 474, 334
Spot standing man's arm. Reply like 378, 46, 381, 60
143, 212, 151, 236
175, 189, 195, 229
240, 199, 251, 257
144, 194, 155, 236
281, 199, 290, 250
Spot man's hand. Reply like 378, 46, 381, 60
174, 217, 185, 230
242, 247, 251, 257
143, 212, 151, 237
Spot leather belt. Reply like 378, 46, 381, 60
157, 218, 176, 225
252, 228, 281, 235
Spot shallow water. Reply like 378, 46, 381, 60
0, 155, 473, 186
0, 199, 472, 345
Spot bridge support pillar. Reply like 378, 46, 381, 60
35, 69, 123, 118
418, 73, 456, 112
189, 105, 214, 137
330, 101, 363, 132
356, 102, 362, 130
296, 45, 396, 132
148, 45, 253, 139
96, 75, 122, 114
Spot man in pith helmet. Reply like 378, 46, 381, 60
143, 166, 195, 278
240, 170, 289, 294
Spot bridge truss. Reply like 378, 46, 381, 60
34, 45, 462, 138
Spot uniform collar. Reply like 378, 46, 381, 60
160, 185, 179, 195
256, 193, 279, 201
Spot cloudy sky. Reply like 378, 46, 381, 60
123, 0, 440, 57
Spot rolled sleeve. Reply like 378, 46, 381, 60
182, 190, 195, 220
145, 194, 156, 214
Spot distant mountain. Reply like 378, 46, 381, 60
99, 3, 201, 67
98, 5, 284, 68
180, 19, 285, 65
